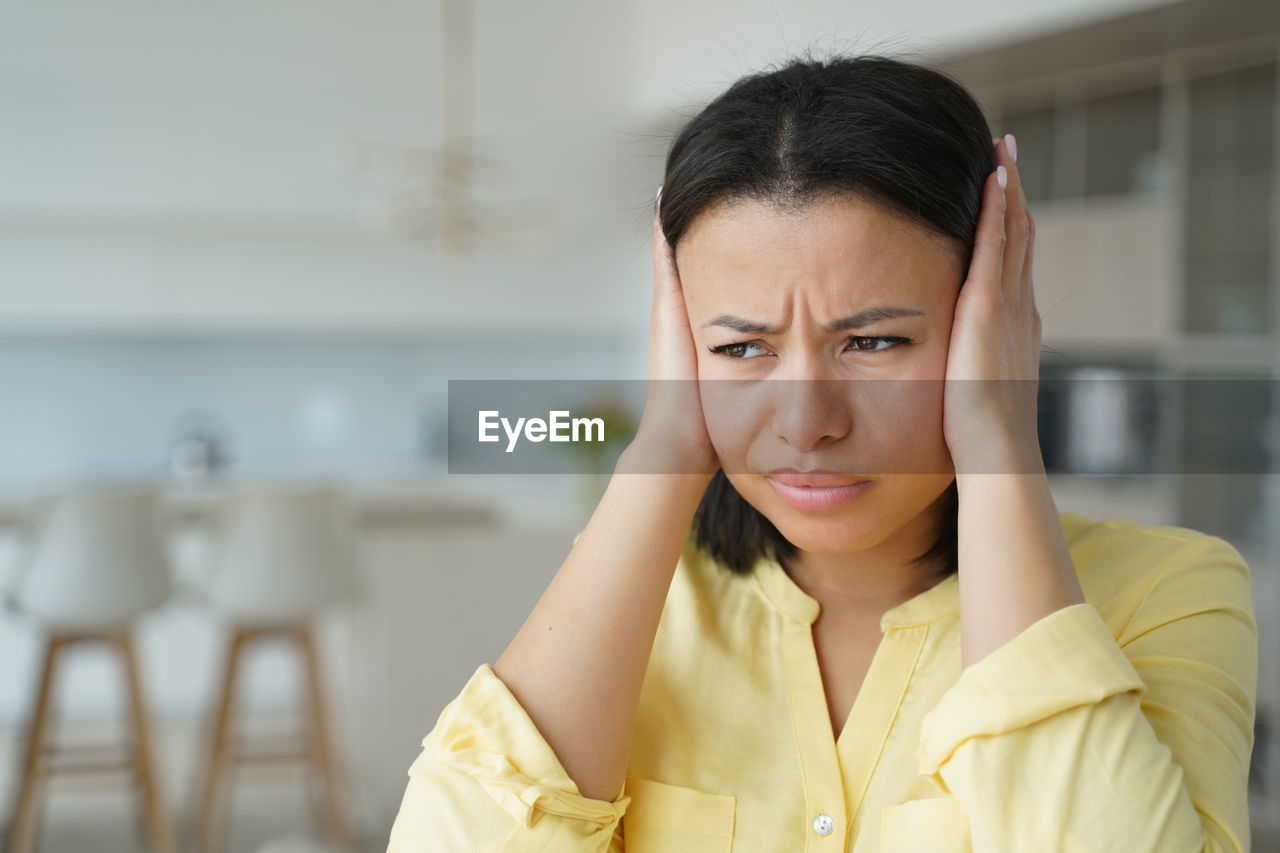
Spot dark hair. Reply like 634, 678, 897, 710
659, 51, 997, 579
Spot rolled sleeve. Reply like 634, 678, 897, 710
911, 533, 1256, 852
916, 602, 1146, 778
388, 663, 630, 852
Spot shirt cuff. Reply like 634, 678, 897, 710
916, 603, 1147, 780
417, 663, 632, 829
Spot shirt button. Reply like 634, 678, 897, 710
812, 813, 835, 836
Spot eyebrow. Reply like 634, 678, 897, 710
701, 306, 926, 335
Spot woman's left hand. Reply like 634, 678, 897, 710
942, 134, 1043, 476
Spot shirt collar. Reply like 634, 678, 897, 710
751, 553, 960, 630
746, 513, 1092, 630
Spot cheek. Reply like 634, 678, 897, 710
861, 384, 953, 477
698, 378, 768, 468
872, 379, 949, 462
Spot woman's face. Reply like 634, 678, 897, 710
676, 194, 964, 556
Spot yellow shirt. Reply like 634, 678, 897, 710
387, 511, 1257, 852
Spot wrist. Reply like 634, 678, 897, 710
953, 433, 1045, 483
617, 434, 719, 481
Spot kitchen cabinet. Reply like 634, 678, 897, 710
1184, 62, 1275, 337
1030, 197, 1177, 350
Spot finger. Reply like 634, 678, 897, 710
1024, 225, 1036, 307
991, 138, 1038, 310
652, 186, 684, 307
994, 134, 1030, 301
967, 166, 1007, 303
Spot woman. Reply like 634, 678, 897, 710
387, 53, 1257, 852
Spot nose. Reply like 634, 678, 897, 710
768, 355, 853, 451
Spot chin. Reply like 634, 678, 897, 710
771, 512, 894, 555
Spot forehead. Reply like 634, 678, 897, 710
675, 195, 959, 308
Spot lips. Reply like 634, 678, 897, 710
766, 476, 872, 510
766, 468, 869, 488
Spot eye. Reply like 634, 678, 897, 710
708, 340, 769, 359
708, 335, 913, 359
848, 335, 912, 353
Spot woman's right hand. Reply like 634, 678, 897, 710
625, 187, 720, 479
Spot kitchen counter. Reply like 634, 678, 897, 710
0, 472, 1237, 536
0, 479, 505, 532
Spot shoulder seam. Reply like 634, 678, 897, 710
1091, 516, 1206, 546
1115, 531, 1231, 643
1116, 549, 1173, 643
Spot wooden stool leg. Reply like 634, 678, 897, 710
118, 632, 176, 853
197, 629, 246, 853
7, 636, 63, 853
296, 625, 354, 848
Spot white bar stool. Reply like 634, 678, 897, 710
5, 482, 176, 853
195, 481, 358, 853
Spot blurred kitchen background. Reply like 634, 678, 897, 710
1, 0, 1279, 850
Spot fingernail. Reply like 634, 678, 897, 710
1004, 133, 1017, 163
657, 184, 663, 208
997, 165, 1007, 189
